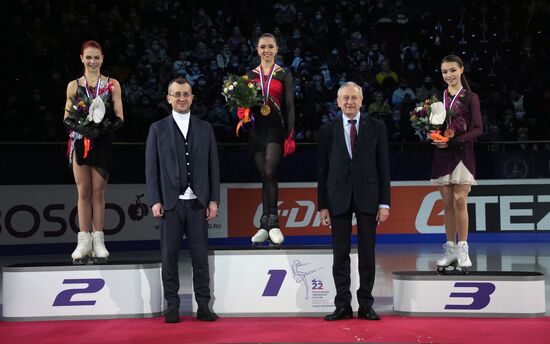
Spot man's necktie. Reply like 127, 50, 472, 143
348, 119, 357, 155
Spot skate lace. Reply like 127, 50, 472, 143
440, 243, 453, 258
77, 237, 88, 245
456, 244, 467, 262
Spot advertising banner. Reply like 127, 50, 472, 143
1, 180, 548, 247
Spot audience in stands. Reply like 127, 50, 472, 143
0, 0, 548, 146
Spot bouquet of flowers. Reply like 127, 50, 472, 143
66, 80, 115, 162
67, 79, 115, 130
222, 74, 263, 137
409, 96, 454, 141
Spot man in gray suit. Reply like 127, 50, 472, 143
318, 82, 390, 321
146, 77, 220, 323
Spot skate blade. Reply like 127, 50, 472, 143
437, 264, 469, 275
91, 257, 109, 264
269, 241, 282, 249
72, 257, 91, 265
252, 242, 278, 249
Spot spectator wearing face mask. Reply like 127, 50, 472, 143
290, 47, 303, 72
205, 60, 222, 84
215, 44, 232, 70
186, 62, 204, 86
228, 26, 245, 51
227, 55, 245, 75
326, 48, 344, 71
368, 91, 392, 119
375, 61, 398, 88
391, 78, 416, 107
173, 51, 191, 77
319, 63, 333, 88
401, 42, 423, 87
192, 41, 214, 63
416, 76, 438, 100
144, 40, 167, 68
124, 74, 144, 106
328, 12, 345, 38
273, 0, 297, 24
384, 108, 409, 142
368, 44, 386, 72
192, 8, 212, 30
351, 60, 376, 94
310, 10, 328, 36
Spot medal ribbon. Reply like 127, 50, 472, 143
259, 64, 276, 104
84, 76, 100, 99
443, 86, 463, 112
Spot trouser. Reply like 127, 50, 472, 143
330, 198, 377, 309
160, 199, 210, 313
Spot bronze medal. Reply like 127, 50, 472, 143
261, 104, 271, 116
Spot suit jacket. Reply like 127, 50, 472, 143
318, 114, 390, 216
145, 114, 220, 211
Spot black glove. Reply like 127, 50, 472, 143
82, 125, 107, 138
111, 117, 123, 131
83, 118, 124, 138
63, 117, 85, 135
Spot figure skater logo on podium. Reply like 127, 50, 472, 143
291, 260, 322, 300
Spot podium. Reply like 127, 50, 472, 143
2, 261, 163, 321
192, 249, 356, 316
393, 271, 545, 317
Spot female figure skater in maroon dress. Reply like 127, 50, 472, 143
432, 55, 482, 271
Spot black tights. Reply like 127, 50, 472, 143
254, 143, 282, 216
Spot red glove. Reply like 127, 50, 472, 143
283, 129, 295, 157
237, 107, 251, 122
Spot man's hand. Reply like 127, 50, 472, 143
320, 209, 331, 227
152, 203, 164, 218
376, 208, 389, 224
206, 201, 218, 221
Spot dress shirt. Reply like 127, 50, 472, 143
172, 110, 197, 200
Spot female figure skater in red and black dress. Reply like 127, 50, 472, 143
247, 33, 295, 247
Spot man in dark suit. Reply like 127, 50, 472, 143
145, 78, 220, 323
318, 81, 390, 321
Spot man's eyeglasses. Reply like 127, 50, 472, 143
169, 92, 192, 99
340, 95, 360, 102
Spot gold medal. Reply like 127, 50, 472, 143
261, 104, 271, 116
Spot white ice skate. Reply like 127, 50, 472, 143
91, 231, 109, 263
71, 232, 92, 264
252, 215, 270, 248
436, 241, 457, 273
268, 228, 284, 248
251, 229, 270, 246
456, 241, 472, 272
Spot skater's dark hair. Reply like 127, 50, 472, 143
441, 54, 471, 91
257, 33, 278, 47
